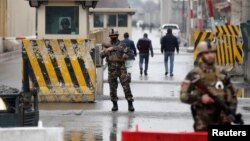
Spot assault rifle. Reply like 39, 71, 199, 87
102, 42, 128, 57
191, 77, 244, 125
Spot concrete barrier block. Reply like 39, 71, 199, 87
3, 39, 20, 52
0, 127, 64, 141
187, 46, 194, 53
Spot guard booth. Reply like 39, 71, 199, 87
23, 0, 99, 102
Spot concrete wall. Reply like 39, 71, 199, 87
160, 0, 188, 31
7, 0, 36, 37
0, 127, 64, 141
231, 0, 242, 25
0, 0, 7, 38
0, 0, 35, 52
242, 0, 250, 23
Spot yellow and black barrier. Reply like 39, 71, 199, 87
215, 25, 240, 36
215, 35, 243, 65
193, 25, 243, 66
193, 31, 214, 60
22, 39, 96, 102
64, 131, 100, 141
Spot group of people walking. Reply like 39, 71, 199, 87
124, 28, 179, 77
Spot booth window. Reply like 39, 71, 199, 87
45, 6, 79, 34
107, 15, 117, 27
94, 14, 104, 27
118, 15, 128, 27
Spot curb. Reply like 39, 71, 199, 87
0, 49, 21, 62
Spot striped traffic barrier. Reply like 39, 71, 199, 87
193, 31, 214, 64
215, 25, 243, 65
215, 35, 243, 65
193, 25, 243, 66
22, 39, 96, 102
215, 25, 240, 36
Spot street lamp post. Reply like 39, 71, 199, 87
207, 0, 215, 33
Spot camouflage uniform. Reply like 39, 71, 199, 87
180, 41, 237, 131
100, 40, 134, 102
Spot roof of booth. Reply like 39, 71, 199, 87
95, 0, 130, 8
90, 0, 135, 13
27, 0, 99, 2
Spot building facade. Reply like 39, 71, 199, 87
0, 0, 36, 37
0, 0, 35, 52
160, 0, 188, 32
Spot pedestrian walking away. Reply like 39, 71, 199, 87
122, 32, 137, 82
180, 40, 241, 131
161, 28, 179, 77
100, 29, 135, 112
137, 33, 154, 76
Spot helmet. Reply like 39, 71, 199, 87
109, 29, 119, 37
197, 40, 216, 56
61, 18, 70, 26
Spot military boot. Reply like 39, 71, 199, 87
128, 101, 135, 112
112, 101, 118, 111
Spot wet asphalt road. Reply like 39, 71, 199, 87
0, 28, 250, 141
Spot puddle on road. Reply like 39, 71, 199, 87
64, 131, 103, 141
43, 112, 135, 141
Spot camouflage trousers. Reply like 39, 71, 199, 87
108, 69, 134, 102
192, 106, 230, 131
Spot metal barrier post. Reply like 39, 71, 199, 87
0, 37, 3, 53
95, 44, 104, 96
22, 49, 30, 93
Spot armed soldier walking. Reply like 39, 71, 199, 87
180, 40, 241, 131
100, 29, 135, 112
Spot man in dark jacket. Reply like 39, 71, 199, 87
122, 33, 137, 82
161, 28, 179, 77
137, 33, 154, 76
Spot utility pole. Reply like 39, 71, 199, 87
197, 0, 203, 31
189, 0, 194, 46
190, 0, 194, 29
182, 0, 185, 33
207, 0, 215, 33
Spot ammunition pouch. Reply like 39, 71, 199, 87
107, 49, 125, 62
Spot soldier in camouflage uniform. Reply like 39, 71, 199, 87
100, 29, 134, 112
180, 40, 237, 131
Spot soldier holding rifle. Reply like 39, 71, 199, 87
180, 40, 243, 131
